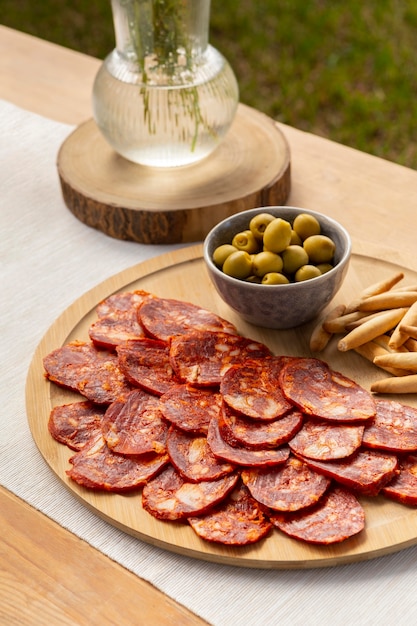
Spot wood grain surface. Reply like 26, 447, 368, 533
56, 106, 291, 244
26, 244, 417, 569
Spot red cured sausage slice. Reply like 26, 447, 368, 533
207, 416, 291, 468
138, 296, 237, 342
142, 464, 239, 520
48, 401, 105, 450
67, 434, 169, 492
170, 331, 272, 387
289, 419, 365, 461
220, 357, 292, 421
89, 290, 149, 350
382, 455, 417, 505
241, 457, 331, 512
279, 357, 376, 423
300, 449, 399, 496
117, 339, 180, 396
219, 402, 303, 450
269, 487, 365, 545
101, 389, 169, 455
43, 341, 133, 404
166, 426, 235, 482
362, 399, 417, 453
159, 384, 222, 434
188, 483, 272, 546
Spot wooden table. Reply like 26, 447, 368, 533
2, 24, 417, 625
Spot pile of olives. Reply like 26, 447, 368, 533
212, 212, 337, 284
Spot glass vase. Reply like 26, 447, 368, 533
92, 0, 239, 168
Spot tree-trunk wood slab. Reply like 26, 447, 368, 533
57, 104, 291, 244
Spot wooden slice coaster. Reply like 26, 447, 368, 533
57, 104, 291, 244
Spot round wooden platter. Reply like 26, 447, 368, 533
26, 244, 417, 569
57, 104, 291, 245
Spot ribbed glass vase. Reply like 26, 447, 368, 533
92, 0, 239, 167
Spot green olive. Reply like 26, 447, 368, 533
212, 244, 237, 267
303, 234, 336, 264
262, 272, 290, 285
231, 230, 259, 254
295, 264, 322, 282
249, 213, 276, 241
290, 229, 302, 245
282, 245, 309, 275
293, 213, 321, 240
317, 263, 334, 274
222, 250, 253, 279
252, 250, 283, 277
263, 218, 292, 253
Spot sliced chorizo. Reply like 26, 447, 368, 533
288, 419, 365, 461
169, 331, 271, 387
362, 399, 417, 453
207, 416, 291, 468
48, 401, 105, 450
269, 487, 365, 545
138, 296, 237, 342
220, 357, 292, 420
300, 449, 399, 496
89, 290, 149, 349
159, 384, 222, 434
188, 483, 272, 545
279, 357, 376, 423
382, 454, 417, 505
166, 426, 235, 482
142, 465, 239, 521
219, 402, 303, 450
101, 389, 168, 455
241, 456, 331, 512
67, 434, 169, 492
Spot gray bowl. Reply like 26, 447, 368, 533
203, 206, 352, 329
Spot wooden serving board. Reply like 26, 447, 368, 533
57, 104, 291, 245
26, 244, 417, 569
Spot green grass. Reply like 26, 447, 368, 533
3, 0, 417, 169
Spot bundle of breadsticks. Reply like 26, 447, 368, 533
309, 271, 417, 394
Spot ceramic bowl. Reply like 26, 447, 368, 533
203, 206, 352, 329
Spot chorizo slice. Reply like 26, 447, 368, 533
219, 402, 303, 450
207, 416, 291, 468
288, 419, 365, 461
362, 399, 417, 453
117, 338, 180, 396
220, 357, 292, 421
279, 357, 376, 423
89, 290, 150, 350
166, 426, 235, 482
269, 487, 365, 545
300, 449, 399, 496
159, 384, 222, 434
142, 465, 239, 521
67, 434, 169, 492
169, 331, 272, 387
43, 341, 133, 404
188, 483, 272, 546
138, 296, 237, 342
48, 401, 105, 450
101, 389, 168, 455
241, 457, 331, 512
382, 454, 417, 505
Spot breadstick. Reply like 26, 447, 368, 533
389, 301, 417, 349
344, 271, 404, 313
373, 352, 417, 371
373, 334, 409, 353
344, 309, 399, 331
357, 291, 417, 311
404, 337, 417, 352
401, 325, 417, 341
323, 310, 370, 333
309, 304, 346, 352
337, 307, 408, 352
354, 342, 414, 376
371, 374, 417, 394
